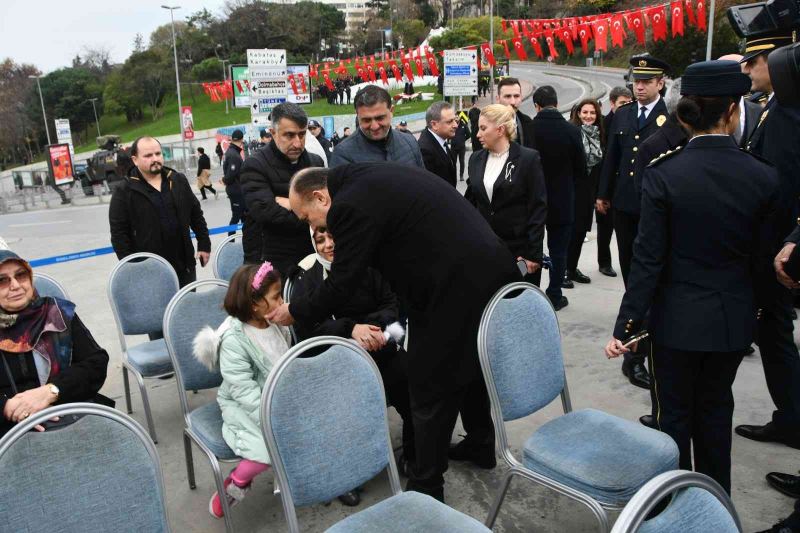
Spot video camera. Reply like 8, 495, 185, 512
728, 0, 800, 108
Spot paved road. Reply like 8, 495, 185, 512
0, 65, 797, 531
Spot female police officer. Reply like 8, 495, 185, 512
604, 60, 781, 494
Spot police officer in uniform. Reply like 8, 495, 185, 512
605, 60, 780, 494
597, 55, 671, 390
736, 29, 800, 450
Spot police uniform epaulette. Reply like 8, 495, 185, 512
647, 146, 683, 167
740, 147, 774, 167
618, 100, 635, 109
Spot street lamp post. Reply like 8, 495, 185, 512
28, 75, 52, 145
214, 44, 230, 115
162, 4, 188, 172
489, 0, 495, 103
86, 98, 101, 137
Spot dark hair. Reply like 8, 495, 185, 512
532, 85, 558, 108
290, 167, 330, 199
271, 102, 308, 128
676, 95, 738, 133
353, 85, 392, 110
343, 126, 350, 132
425, 101, 452, 126
497, 77, 522, 94
609, 86, 632, 104
569, 98, 606, 146
130, 136, 161, 157
224, 264, 281, 323
196, 147, 205, 154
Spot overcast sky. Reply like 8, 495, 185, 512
1, 1, 225, 73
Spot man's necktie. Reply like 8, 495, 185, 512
638, 106, 647, 130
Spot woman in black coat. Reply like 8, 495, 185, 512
465, 104, 547, 285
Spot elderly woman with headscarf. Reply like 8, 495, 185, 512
0, 250, 110, 436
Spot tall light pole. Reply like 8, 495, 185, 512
28, 75, 51, 145
214, 44, 230, 115
705, 0, 716, 60
86, 98, 101, 137
162, 4, 187, 171
489, 0, 495, 103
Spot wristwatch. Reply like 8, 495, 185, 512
46, 383, 60, 402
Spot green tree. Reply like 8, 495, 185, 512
394, 19, 429, 49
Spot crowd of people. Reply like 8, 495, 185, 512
2, 24, 799, 532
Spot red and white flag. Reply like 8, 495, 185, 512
671, 0, 685, 36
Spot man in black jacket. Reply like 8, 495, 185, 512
530, 86, 586, 311
467, 97, 482, 152
223, 130, 246, 237
109, 136, 211, 287
307, 119, 332, 160
240, 103, 324, 271
418, 101, 458, 187
497, 77, 536, 150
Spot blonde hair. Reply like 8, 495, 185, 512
480, 104, 517, 141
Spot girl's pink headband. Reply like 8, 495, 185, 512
252, 261, 274, 291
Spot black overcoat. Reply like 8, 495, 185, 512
417, 128, 457, 187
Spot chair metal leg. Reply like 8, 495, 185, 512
183, 431, 197, 490
485, 468, 515, 528
209, 452, 235, 533
122, 366, 132, 414
133, 370, 158, 444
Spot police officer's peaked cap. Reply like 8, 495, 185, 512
680, 60, 752, 96
629, 55, 671, 79
740, 29, 796, 63
231, 129, 244, 141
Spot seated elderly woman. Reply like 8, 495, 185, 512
0, 250, 110, 436
291, 226, 415, 505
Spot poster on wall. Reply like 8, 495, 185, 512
287, 64, 312, 105
46, 143, 74, 186
181, 106, 195, 140
231, 65, 250, 108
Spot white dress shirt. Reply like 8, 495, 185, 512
428, 128, 449, 155
484, 149, 510, 203
638, 95, 662, 121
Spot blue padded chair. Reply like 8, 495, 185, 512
478, 282, 680, 532
212, 234, 244, 282
163, 279, 240, 533
281, 270, 299, 345
0, 403, 171, 533
33, 272, 69, 300
107, 252, 180, 443
611, 470, 742, 533
260, 336, 491, 533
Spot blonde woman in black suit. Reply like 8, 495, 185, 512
465, 104, 547, 286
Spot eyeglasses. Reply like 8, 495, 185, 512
0, 271, 31, 290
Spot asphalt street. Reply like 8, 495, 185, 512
0, 64, 796, 532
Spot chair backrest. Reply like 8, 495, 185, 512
611, 470, 742, 533
33, 272, 69, 300
478, 282, 565, 422
282, 270, 299, 345
163, 280, 229, 418
213, 234, 244, 281
107, 253, 180, 340
0, 403, 171, 533
261, 336, 401, 532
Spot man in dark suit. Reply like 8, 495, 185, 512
467, 97, 482, 152
418, 101, 458, 187
530, 85, 586, 311
497, 77, 536, 150
598, 56, 671, 389
269, 163, 520, 503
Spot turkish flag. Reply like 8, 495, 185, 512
402, 58, 414, 81
696, 0, 707, 31
511, 20, 520, 37
625, 11, 646, 45
322, 70, 334, 91
647, 6, 668, 41
377, 62, 389, 85
544, 30, 559, 58
413, 54, 425, 77
356, 66, 368, 83
591, 19, 609, 52
297, 73, 307, 93
529, 36, 544, 59
610, 16, 625, 48
671, 1, 685, 36
578, 24, 592, 55
501, 19, 507, 32
425, 52, 440, 76
512, 37, 528, 60
389, 60, 403, 83
558, 28, 575, 55
235, 80, 244, 93
367, 64, 376, 82
480, 42, 497, 66
288, 74, 298, 96
684, 0, 696, 25
521, 21, 531, 38
242, 80, 250, 91
501, 39, 511, 59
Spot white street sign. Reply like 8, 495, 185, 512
247, 49, 287, 139
444, 49, 478, 97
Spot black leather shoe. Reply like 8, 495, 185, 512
599, 266, 617, 277
793, 309, 798, 320
756, 517, 800, 533
396, 453, 410, 478
448, 438, 497, 469
337, 491, 361, 507
736, 422, 800, 449
562, 274, 574, 289
622, 362, 651, 389
767, 472, 800, 498
639, 415, 656, 429
570, 269, 591, 284
550, 295, 569, 311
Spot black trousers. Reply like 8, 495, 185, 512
546, 223, 572, 301
227, 193, 245, 236
373, 346, 416, 460
453, 373, 495, 447
756, 281, 800, 434
452, 147, 466, 179
566, 225, 587, 274
199, 184, 216, 199
613, 209, 639, 287
651, 345, 745, 494
596, 208, 614, 268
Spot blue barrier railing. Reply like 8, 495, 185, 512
29, 223, 242, 268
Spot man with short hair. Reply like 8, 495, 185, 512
307, 119, 332, 160
240, 103, 324, 272
223, 130, 247, 237
530, 86, 586, 311
258, 129, 272, 148
467, 96, 481, 151
329, 85, 423, 168
597, 55, 671, 390
417, 101, 458, 187
342, 126, 351, 138
497, 77, 536, 149
109, 136, 211, 287
195, 147, 217, 200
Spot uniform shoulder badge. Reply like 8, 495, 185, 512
740, 147, 774, 167
647, 146, 683, 167
656, 115, 667, 127
618, 100, 635, 108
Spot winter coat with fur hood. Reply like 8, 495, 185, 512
193, 316, 291, 464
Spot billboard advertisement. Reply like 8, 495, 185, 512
287, 64, 312, 105
46, 143, 75, 186
181, 106, 195, 140
231, 65, 250, 109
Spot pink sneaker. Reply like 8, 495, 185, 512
209, 476, 251, 519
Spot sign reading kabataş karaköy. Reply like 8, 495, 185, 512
247, 49, 287, 132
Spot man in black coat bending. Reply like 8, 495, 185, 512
268, 162, 520, 502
